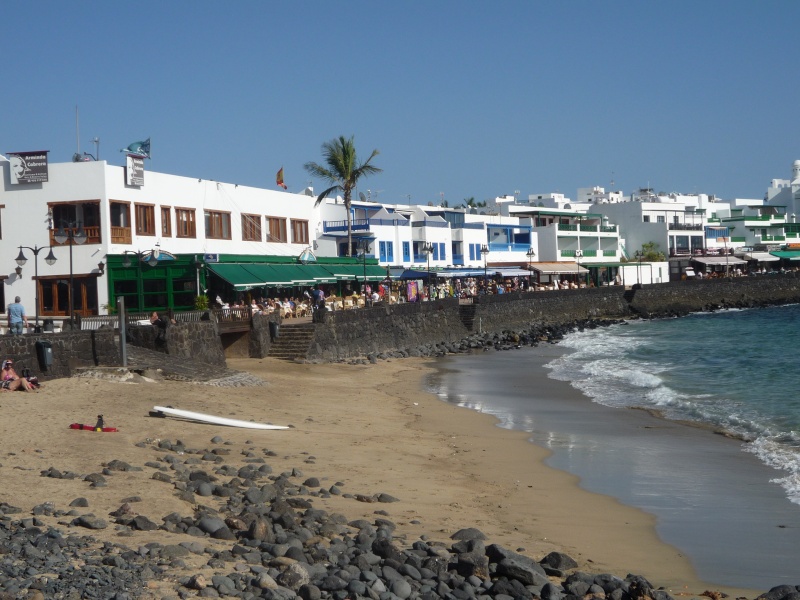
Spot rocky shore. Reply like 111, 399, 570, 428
336, 319, 623, 365
0, 430, 796, 600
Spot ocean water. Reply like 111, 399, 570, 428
428, 304, 800, 590
547, 304, 800, 504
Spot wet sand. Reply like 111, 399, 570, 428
431, 345, 800, 593
0, 357, 764, 598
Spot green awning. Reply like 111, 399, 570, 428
207, 263, 266, 290
324, 264, 388, 281
209, 262, 390, 289
770, 250, 800, 260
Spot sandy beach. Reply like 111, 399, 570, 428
0, 357, 761, 598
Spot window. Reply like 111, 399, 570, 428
175, 208, 196, 238
402, 241, 410, 262
656, 215, 665, 224
242, 214, 261, 241
439, 242, 446, 261
135, 204, 156, 235
291, 219, 309, 244
643, 215, 650, 223
205, 210, 231, 239
266, 217, 287, 242
161, 206, 172, 237
379, 241, 394, 262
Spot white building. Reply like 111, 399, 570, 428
0, 154, 359, 326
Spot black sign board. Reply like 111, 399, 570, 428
8, 151, 49, 184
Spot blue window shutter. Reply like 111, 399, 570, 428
439, 243, 446, 260
403, 241, 410, 261
379, 241, 387, 262
388, 242, 394, 262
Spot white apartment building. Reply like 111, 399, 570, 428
0, 154, 366, 324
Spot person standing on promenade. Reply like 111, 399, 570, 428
7, 297, 28, 335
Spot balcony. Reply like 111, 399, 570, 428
323, 219, 370, 233
487, 242, 531, 252
452, 254, 465, 265
561, 249, 598, 258
49, 225, 101, 245
111, 226, 132, 244
668, 223, 704, 230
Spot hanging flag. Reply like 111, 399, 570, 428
276, 166, 287, 190
120, 138, 151, 159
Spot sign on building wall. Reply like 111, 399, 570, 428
125, 155, 144, 186
8, 151, 49, 184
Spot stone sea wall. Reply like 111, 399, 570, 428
0, 329, 118, 379
307, 273, 800, 361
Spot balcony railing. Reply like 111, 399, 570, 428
487, 242, 531, 252
49, 225, 101, 245
411, 220, 449, 228
111, 226, 132, 244
668, 223, 704, 230
323, 219, 370, 233
453, 222, 485, 229
452, 254, 465, 265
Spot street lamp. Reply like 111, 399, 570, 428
422, 242, 434, 300
575, 249, 583, 287
481, 244, 490, 293
356, 238, 370, 299
53, 222, 87, 325
122, 249, 161, 311
526, 248, 536, 289
15, 245, 57, 331
634, 250, 643, 284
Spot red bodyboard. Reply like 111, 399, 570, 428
69, 423, 118, 432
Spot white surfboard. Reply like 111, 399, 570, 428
152, 406, 290, 430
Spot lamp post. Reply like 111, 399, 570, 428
53, 222, 87, 325
526, 248, 536, 289
356, 239, 370, 300
481, 244, 490, 293
422, 242, 433, 300
15, 245, 57, 331
634, 250, 643, 284
575, 249, 583, 287
122, 249, 160, 311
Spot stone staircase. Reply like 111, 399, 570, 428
458, 303, 477, 331
268, 322, 317, 360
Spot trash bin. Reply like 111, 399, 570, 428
35, 339, 53, 370
269, 320, 279, 342
43, 319, 54, 332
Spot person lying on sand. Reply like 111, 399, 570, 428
1, 359, 33, 392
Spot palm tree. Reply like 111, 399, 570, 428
304, 136, 382, 257
461, 197, 488, 209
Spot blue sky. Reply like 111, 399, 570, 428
3, 1, 798, 205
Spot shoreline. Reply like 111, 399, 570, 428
427, 342, 800, 594
0, 358, 766, 598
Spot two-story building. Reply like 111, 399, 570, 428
1, 154, 388, 327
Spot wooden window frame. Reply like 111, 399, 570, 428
135, 203, 156, 236
204, 210, 232, 240
242, 214, 262, 242
175, 207, 196, 239
161, 206, 172, 237
266, 216, 287, 243
291, 219, 309, 245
